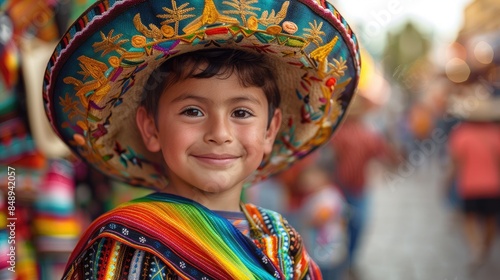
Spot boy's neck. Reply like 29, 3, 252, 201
162, 184, 243, 212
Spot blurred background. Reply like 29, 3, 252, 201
1, 0, 500, 279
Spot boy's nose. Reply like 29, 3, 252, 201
204, 116, 233, 144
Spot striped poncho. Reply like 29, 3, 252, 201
63, 193, 321, 279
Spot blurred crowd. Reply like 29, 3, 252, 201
247, 5, 500, 277
1, 0, 500, 279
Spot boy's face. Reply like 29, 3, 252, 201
137, 71, 281, 207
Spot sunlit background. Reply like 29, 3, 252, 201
1, 0, 499, 279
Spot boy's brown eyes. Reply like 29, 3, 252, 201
180, 108, 254, 118
181, 108, 203, 117
232, 109, 254, 118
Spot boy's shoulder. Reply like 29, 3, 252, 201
243, 202, 284, 220
242, 203, 299, 235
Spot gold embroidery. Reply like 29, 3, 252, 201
131, 35, 148, 48
161, 25, 176, 38
310, 36, 338, 72
266, 25, 282, 35
133, 14, 163, 40
183, 0, 239, 34
121, 51, 148, 60
222, 0, 260, 26
328, 56, 347, 78
92, 30, 128, 56
308, 100, 342, 146
303, 20, 325, 46
258, 1, 289, 26
63, 56, 110, 107
59, 93, 83, 120
157, 0, 196, 36
108, 56, 120, 68
247, 15, 259, 30
76, 120, 88, 131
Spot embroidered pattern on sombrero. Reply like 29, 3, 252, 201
43, 0, 360, 190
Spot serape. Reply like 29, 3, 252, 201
63, 193, 321, 279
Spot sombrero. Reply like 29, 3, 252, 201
43, 0, 360, 190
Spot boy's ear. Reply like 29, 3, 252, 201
136, 106, 161, 152
264, 108, 282, 155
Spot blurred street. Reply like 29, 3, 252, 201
354, 156, 500, 280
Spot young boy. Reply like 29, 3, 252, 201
42, 0, 360, 278
135, 49, 282, 213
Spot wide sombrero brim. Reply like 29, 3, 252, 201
43, 0, 360, 190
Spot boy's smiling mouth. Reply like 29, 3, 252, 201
191, 153, 241, 166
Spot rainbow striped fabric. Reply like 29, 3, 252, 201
63, 193, 321, 279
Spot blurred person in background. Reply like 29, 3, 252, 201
444, 29, 500, 270
329, 95, 400, 274
286, 163, 348, 279
446, 88, 500, 269
417, 77, 463, 210
328, 50, 401, 277
246, 150, 349, 278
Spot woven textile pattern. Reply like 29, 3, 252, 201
64, 193, 321, 279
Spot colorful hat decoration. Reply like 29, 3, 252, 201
43, 0, 360, 190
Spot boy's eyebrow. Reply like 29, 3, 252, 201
227, 96, 262, 106
171, 93, 211, 104
171, 93, 263, 106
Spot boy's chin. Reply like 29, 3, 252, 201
194, 182, 241, 194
